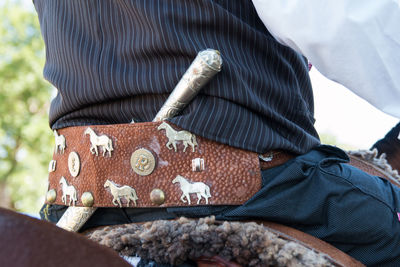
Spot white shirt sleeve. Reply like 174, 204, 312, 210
252, 0, 400, 118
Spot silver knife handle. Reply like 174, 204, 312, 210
154, 49, 222, 121
56, 206, 96, 232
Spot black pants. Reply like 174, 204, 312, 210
41, 145, 400, 266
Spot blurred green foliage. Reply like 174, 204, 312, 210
0, 1, 53, 213
319, 133, 356, 151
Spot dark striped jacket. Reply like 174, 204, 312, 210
34, 0, 320, 154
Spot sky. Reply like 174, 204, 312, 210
310, 68, 398, 149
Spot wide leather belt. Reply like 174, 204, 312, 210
46, 121, 293, 208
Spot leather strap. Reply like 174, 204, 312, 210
259, 150, 295, 170
259, 221, 365, 267
196, 256, 241, 267
47, 122, 292, 208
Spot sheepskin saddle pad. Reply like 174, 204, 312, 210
86, 216, 361, 267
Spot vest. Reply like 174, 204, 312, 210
34, 0, 320, 154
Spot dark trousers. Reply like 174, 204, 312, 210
41, 145, 400, 266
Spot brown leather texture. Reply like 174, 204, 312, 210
0, 208, 130, 267
47, 121, 263, 207
196, 256, 242, 267
259, 151, 295, 170
260, 221, 365, 267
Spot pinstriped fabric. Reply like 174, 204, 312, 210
34, 0, 320, 154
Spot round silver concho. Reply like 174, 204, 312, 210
130, 148, 156, 176
150, 188, 165, 205
68, 152, 80, 177
46, 189, 57, 203
81, 192, 94, 207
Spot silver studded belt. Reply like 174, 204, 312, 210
46, 121, 291, 208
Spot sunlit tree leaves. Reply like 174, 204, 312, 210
0, 0, 53, 213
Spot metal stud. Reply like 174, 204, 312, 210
68, 152, 80, 177
131, 148, 156, 176
192, 158, 205, 172
150, 189, 165, 205
157, 122, 198, 152
46, 189, 57, 203
259, 152, 273, 162
48, 160, 57, 172
81, 192, 94, 207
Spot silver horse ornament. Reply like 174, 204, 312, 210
172, 175, 211, 205
60, 177, 77, 206
157, 122, 198, 152
104, 180, 138, 207
53, 130, 66, 154
84, 127, 114, 157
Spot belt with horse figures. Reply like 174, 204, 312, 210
46, 121, 294, 209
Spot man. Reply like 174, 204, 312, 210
34, 0, 400, 265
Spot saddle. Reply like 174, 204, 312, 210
0, 206, 362, 267
85, 216, 363, 267
0, 207, 130, 267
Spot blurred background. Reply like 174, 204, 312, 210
1, 0, 53, 214
0, 0, 398, 214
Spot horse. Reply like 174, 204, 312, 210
60, 176, 77, 206
84, 127, 113, 157
53, 130, 66, 154
104, 180, 138, 207
371, 122, 400, 173
157, 122, 198, 152
172, 175, 211, 205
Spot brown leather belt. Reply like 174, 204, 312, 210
46, 121, 293, 208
